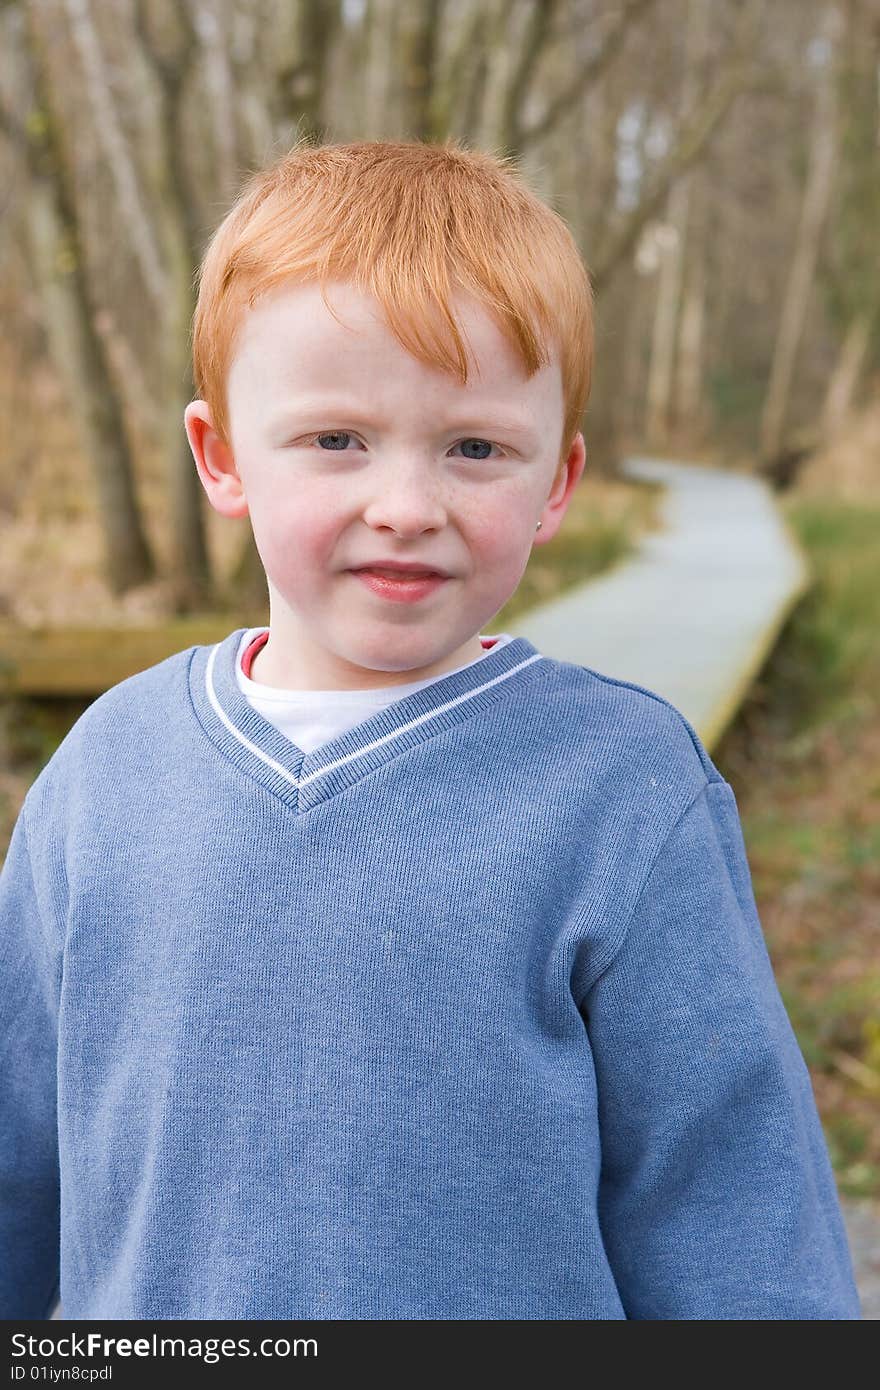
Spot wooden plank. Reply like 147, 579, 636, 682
0, 618, 266, 697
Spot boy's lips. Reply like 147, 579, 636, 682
348, 569, 450, 604
349, 562, 451, 578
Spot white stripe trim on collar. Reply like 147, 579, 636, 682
205, 643, 301, 788
205, 643, 544, 789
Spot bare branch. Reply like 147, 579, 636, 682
590, 0, 764, 290
476, 0, 564, 154
504, 0, 565, 149
521, 0, 660, 147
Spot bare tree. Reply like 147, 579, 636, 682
3, 0, 842, 621
398, 0, 442, 140
475, 0, 563, 155
759, 3, 841, 466
128, 0, 213, 610
62, 0, 167, 305
191, 0, 240, 201
644, 0, 711, 448
673, 155, 709, 441
0, 0, 155, 594
517, 0, 657, 154
819, 0, 880, 436
362, 0, 398, 138
269, 0, 341, 145
591, 0, 764, 292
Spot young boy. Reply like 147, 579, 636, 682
0, 139, 862, 1320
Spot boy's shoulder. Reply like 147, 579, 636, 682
76, 637, 200, 729
23, 637, 209, 809
530, 651, 720, 787
21, 632, 718, 819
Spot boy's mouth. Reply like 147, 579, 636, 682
348, 568, 449, 603
350, 562, 450, 578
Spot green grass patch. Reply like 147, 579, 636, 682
715, 493, 880, 1196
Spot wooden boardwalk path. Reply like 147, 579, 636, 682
507, 455, 811, 751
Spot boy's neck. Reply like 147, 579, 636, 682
247, 628, 488, 692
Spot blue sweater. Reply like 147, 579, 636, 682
0, 628, 861, 1319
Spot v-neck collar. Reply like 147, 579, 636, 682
188, 627, 549, 815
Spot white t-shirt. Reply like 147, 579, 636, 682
235, 628, 514, 754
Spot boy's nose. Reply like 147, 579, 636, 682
362, 477, 448, 536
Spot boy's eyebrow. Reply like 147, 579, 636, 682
267, 402, 539, 440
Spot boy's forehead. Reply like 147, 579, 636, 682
229, 279, 559, 407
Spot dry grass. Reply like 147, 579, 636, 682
796, 407, 880, 503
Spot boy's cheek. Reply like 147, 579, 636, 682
475, 525, 533, 584
251, 524, 322, 591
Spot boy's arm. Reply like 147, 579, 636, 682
0, 803, 62, 1319
581, 777, 862, 1320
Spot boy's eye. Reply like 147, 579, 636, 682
454, 438, 498, 460
312, 431, 357, 451
305, 431, 501, 459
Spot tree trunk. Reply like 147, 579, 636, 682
398, 0, 441, 141
22, 2, 155, 594
816, 0, 880, 440
430, 5, 488, 144
644, 179, 689, 448
472, 0, 573, 158
580, 76, 629, 260
759, 4, 840, 465
674, 160, 709, 440
132, 0, 212, 611
821, 309, 873, 437
644, 0, 709, 449
62, 0, 167, 305
271, 0, 339, 145
362, 0, 397, 138
25, 174, 155, 593
191, 0, 240, 202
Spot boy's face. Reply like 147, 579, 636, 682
185, 280, 585, 690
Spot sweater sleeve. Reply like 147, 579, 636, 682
581, 778, 862, 1319
0, 803, 62, 1319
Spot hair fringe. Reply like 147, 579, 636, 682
190, 139, 594, 462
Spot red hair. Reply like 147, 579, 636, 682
191, 138, 593, 463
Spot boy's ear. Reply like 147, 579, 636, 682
535, 432, 587, 542
184, 401, 249, 519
